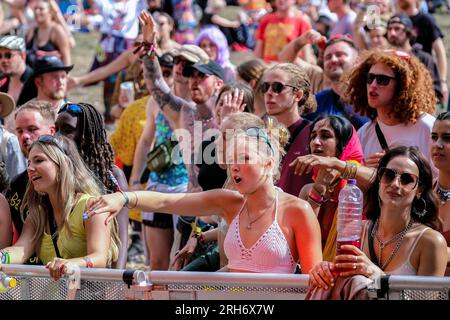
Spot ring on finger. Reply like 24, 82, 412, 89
354, 255, 358, 262
353, 263, 357, 270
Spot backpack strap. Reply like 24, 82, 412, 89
375, 122, 389, 152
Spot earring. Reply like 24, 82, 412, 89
413, 197, 427, 218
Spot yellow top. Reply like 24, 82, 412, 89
38, 194, 92, 264
109, 96, 148, 166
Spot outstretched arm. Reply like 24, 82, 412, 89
86, 189, 239, 224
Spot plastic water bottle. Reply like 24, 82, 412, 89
336, 179, 363, 257
0, 272, 17, 293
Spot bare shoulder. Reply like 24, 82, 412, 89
414, 225, 447, 254
279, 191, 316, 221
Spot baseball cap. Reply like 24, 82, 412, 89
0, 36, 26, 52
171, 45, 209, 64
387, 14, 413, 30
182, 60, 225, 80
0, 92, 15, 118
32, 56, 74, 78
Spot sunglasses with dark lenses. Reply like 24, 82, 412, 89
58, 103, 82, 115
366, 73, 396, 86
0, 52, 15, 59
378, 167, 419, 190
260, 81, 297, 94
37, 134, 65, 152
245, 127, 274, 154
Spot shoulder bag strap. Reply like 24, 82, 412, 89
48, 206, 61, 258
375, 122, 389, 152
367, 220, 380, 268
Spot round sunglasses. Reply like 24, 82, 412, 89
378, 167, 419, 191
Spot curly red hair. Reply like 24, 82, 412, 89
344, 50, 436, 125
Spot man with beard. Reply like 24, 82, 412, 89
18, 56, 73, 111
396, 0, 447, 106
304, 34, 368, 129
5, 100, 56, 251
0, 36, 33, 106
386, 14, 443, 106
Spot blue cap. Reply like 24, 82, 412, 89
82, 212, 89, 220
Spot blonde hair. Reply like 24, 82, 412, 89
221, 112, 289, 181
265, 63, 317, 114
21, 136, 120, 263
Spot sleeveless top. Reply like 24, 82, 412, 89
38, 194, 94, 264
223, 189, 297, 273
148, 112, 188, 186
361, 223, 430, 276
26, 27, 59, 52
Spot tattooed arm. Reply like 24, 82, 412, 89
143, 54, 189, 125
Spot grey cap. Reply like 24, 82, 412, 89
0, 36, 26, 52
171, 45, 209, 64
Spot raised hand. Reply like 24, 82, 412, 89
220, 88, 246, 122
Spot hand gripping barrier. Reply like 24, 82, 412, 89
0, 264, 147, 300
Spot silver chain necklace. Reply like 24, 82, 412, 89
245, 191, 277, 230
372, 218, 414, 270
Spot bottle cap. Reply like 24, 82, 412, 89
82, 212, 89, 220
347, 179, 357, 185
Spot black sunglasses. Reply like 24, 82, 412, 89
59, 103, 82, 115
378, 167, 419, 190
366, 73, 396, 86
260, 81, 297, 94
0, 52, 14, 59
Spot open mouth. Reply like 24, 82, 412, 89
312, 149, 323, 155
369, 91, 378, 97
31, 176, 41, 182
234, 176, 242, 184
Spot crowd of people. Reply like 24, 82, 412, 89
0, 0, 450, 299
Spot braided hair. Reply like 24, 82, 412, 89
65, 103, 118, 193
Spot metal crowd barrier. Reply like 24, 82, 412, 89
1, 264, 450, 300
368, 275, 450, 300
0, 264, 146, 300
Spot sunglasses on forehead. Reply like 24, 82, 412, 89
162, 69, 173, 78
378, 167, 419, 191
245, 127, 274, 154
58, 103, 82, 115
366, 73, 396, 86
260, 81, 298, 94
36, 134, 65, 152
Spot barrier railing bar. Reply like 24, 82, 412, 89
147, 271, 310, 288
382, 276, 450, 290
0, 264, 146, 284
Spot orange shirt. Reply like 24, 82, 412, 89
255, 13, 311, 62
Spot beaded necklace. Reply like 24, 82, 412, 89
436, 184, 450, 203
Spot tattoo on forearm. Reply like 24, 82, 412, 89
143, 55, 186, 112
